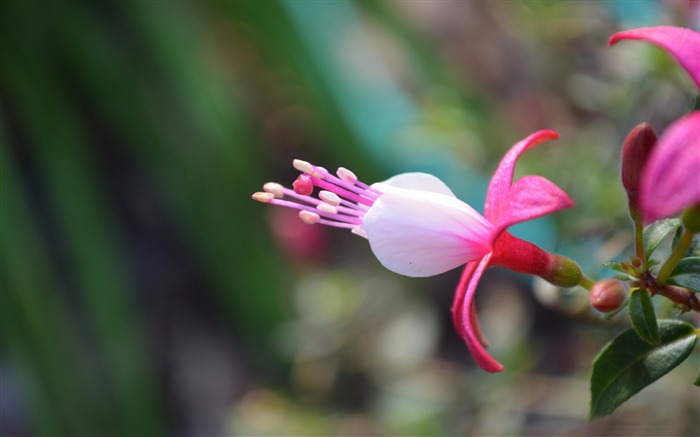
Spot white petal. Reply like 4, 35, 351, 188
373, 173, 456, 197
363, 187, 493, 277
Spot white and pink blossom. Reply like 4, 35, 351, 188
253, 130, 583, 372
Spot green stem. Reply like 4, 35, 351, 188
656, 229, 694, 285
578, 274, 595, 291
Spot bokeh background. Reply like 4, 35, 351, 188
1, 0, 699, 435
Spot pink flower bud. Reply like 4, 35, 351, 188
621, 123, 657, 210
590, 279, 629, 313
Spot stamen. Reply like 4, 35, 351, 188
268, 196, 362, 224
336, 167, 381, 195
338, 167, 382, 195
337, 167, 357, 184
293, 160, 380, 202
317, 203, 338, 215
299, 210, 320, 224
293, 159, 314, 175
263, 182, 285, 198
314, 218, 362, 230
319, 190, 341, 206
311, 176, 374, 206
281, 185, 363, 216
252, 192, 274, 203
314, 166, 328, 179
255, 159, 383, 236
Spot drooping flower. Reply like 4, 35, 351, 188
610, 26, 700, 222
253, 130, 584, 372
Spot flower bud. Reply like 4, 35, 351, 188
621, 123, 658, 210
590, 279, 629, 313
681, 204, 700, 233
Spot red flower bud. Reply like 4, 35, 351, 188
621, 123, 658, 210
590, 279, 629, 313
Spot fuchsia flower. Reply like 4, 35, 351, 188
610, 26, 700, 222
253, 130, 583, 372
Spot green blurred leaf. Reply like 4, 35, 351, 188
666, 277, 700, 292
687, 234, 700, 257
694, 373, 700, 387
667, 257, 700, 292
602, 261, 633, 276
0, 123, 97, 435
590, 319, 697, 420
2, 3, 164, 433
639, 258, 660, 271
670, 230, 700, 257
671, 227, 700, 257
643, 218, 680, 260
628, 289, 660, 345
671, 226, 683, 251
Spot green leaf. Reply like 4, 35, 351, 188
667, 257, 700, 292
590, 319, 697, 420
669, 257, 700, 276
602, 261, 633, 275
695, 373, 700, 387
688, 234, 700, 257
639, 258, 659, 271
644, 218, 680, 260
628, 289, 660, 345
671, 226, 682, 252
675, 232, 700, 257
667, 276, 700, 292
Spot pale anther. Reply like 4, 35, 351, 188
317, 203, 338, 215
293, 159, 314, 175
319, 190, 341, 206
337, 167, 357, 184
314, 166, 328, 179
252, 192, 275, 203
299, 210, 320, 224
263, 182, 285, 198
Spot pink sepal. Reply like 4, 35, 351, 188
609, 26, 700, 90
459, 253, 505, 373
490, 175, 574, 244
484, 130, 560, 223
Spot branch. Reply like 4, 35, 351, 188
641, 271, 700, 313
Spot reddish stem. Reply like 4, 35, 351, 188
641, 270, 700, 312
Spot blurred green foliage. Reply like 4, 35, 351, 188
1, 0, 698, 435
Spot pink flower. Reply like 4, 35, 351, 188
610, 26, 700, 222
640, 112, 700, 222
253, 130, 578, 372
